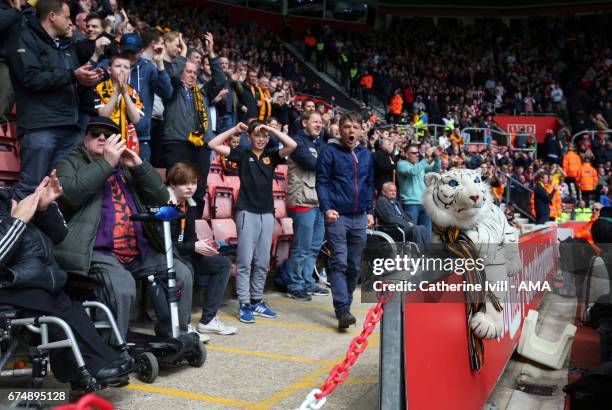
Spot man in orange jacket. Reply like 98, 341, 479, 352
579, 158, 598, 205
388, 89, 403, 124
562, 144, 582, 199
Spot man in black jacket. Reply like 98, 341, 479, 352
0, 172, 132, 386
533, 174, 557, 224
8, 0, 103, 195
592, 206, 612, 284
0, 0, 23, 127
373, 138, 398, 193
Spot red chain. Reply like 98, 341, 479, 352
314, 289, 393, 400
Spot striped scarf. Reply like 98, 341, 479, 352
187, 86, 209, 147
433, 224, 503, 372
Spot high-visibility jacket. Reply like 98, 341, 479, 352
389, 95, 403, 115
557, 212, 572, 222
316, 42, 325, 52
562, 151, 582, 179
574, 207, 592, 222
414, 119, 425, 137
350, 68, 358, 79
338, 53, 348, 65
579, 163, 597, 191
360, 75, 373, 89
492, 185, 504, 201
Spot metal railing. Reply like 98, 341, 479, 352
497, 172, 536, 222
571, 129, 612, 145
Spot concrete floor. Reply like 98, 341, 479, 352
88, 289, 381, 410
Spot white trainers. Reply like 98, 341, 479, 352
187, 323, 211, 343
196, 317, 237, 335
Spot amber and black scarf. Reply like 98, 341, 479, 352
187, 86, 209, 147
433, 224, 503, 372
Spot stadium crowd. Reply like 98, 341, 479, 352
0, 0, 611, 389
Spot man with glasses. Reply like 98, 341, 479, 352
397, 144, 442, 232
53, 117, 200, 342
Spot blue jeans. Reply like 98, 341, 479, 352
139, 141, 151, 162
217, 114, 235, 135
286, 208, 324, 292
17, 126, 81, 195
325, 214, 367, 317
402, 204, 432, 233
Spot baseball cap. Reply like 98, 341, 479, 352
86, 116, 120, 135
120, 33, 143, 53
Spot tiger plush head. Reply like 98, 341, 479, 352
423, 169, 492, 230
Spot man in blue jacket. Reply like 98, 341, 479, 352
316, 111, 374, 329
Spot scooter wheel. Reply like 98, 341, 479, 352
137, 352, 159, 383
187, 341, 207, 368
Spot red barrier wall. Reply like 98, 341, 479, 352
404, 227, 558, 410
494, 115, 558, 144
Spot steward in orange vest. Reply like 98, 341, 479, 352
562, 145, 582, 179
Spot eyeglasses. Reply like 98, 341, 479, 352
408, 151, 419, 155
89, 128, 114, 139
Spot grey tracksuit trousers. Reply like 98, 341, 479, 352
235, 210, 275, 304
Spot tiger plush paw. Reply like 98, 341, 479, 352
469, 305, 503, 339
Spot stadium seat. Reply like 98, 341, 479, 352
195, 219, 214, 241
272, 217, 294, 268
202, 191, 212, 220
223, 175, 241, 200
207, 165, 225, 197
211, 152, 222, 167
211, 219, 238, 245
273, 192, 287, 219
213, 187, 234, 219
0, 141, 20, 185
275, 164, 288, 180
273, 179, 286, 194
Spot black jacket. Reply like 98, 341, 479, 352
9, 17, 80, 132
533, 182, 555, 220
592, 207, 612, 244
373, 150, 397, 191
0, 189, 68, 292
0, 1, 22, 63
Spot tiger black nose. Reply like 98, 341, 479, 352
470, 195, 479, 203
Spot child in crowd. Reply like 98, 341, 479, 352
166, 163, 237, 338
208, 121, 297, 323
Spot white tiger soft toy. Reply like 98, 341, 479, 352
423, 168, 521, 340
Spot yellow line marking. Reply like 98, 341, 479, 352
206, 345, 319, 364
126, 383, 255, 408
271, 299, 370, 313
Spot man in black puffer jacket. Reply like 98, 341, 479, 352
0, 173, 132, 386
8, 0, 103, 195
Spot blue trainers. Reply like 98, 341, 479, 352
238, 304, 255, 323
250, 301, 277, 318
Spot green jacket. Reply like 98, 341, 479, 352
53, 145, 169, 277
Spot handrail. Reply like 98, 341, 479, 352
497, 170, 536, 223
571, 129, 612, 145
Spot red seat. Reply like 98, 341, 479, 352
275, 164, 288, 180
273, 192, 287, 219
272, 217, 293, 268
273, 179, 287, 194
207, 165, 225, 197
211, 152, 222, 167
0, 142, 20, 184
213, 187, 234, 219
202, 191, 212, 220
223, 175, 241, 201
211, 219, 238, 245
195, 219, 214, 241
